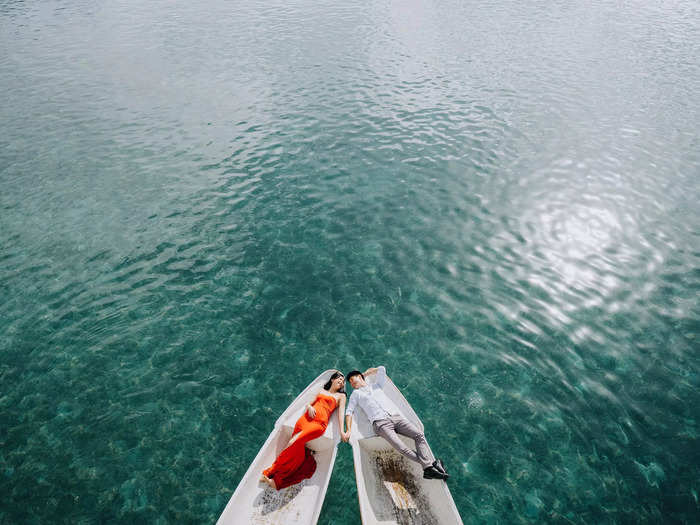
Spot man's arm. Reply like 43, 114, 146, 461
365, 365, 387, 387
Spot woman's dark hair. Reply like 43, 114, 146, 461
323, 371, 345, 393
346, 370, 365, 382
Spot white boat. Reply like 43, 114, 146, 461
217, 370, 341, 525
349, 374, 464, 525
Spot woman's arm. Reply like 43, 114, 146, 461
337, 394, 348, 440
306, 392, 320, 418
343, 392, 356, 442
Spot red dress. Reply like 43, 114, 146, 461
263, 392, 338, 489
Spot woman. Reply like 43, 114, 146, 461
260, 371, 349, 490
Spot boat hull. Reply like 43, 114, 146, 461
349, 376, 463, 525
217, 370, 341, 525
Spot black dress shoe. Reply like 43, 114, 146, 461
433, 459, 449, 477
423, 465, 449, 480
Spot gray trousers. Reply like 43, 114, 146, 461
372, 415, 435, 469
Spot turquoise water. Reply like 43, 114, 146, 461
1, 0, 699, 522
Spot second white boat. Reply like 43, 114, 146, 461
349, 374, 464, 525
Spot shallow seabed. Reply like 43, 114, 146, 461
1, 0, 699, 523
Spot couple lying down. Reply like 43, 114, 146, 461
260, 366, 449, 490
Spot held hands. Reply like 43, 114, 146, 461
341, 431, 350, 443
306, 404, 316, 418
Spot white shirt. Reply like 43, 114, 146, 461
346, 366, 400, 423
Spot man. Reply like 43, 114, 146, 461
343, 365, 449, 480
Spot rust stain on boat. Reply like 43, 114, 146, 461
373, 450, 438, 525
250, 480, 305, 524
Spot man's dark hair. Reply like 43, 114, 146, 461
346, 370, 364, 382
